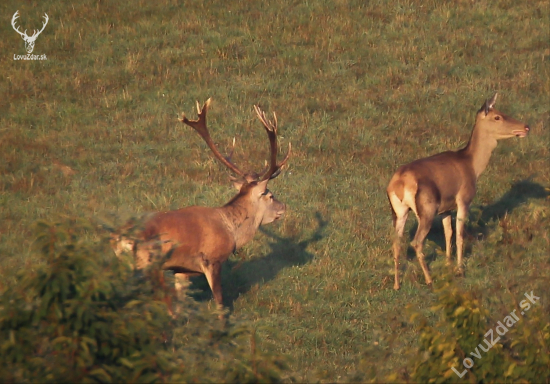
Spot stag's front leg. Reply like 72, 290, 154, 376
203, 260, 224, 319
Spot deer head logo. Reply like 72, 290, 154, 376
11, 11, 49, 54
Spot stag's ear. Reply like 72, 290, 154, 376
231, 176, 244, 191
257, 179, 269, 194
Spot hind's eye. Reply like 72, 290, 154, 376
494, 116, 501, 120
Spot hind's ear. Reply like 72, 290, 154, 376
487, 93, 498, 110
480, 93, 498, 116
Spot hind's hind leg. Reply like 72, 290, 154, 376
411, 189, 438, 286
389, 194, 410, 290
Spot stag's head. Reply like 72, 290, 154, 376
12, 11, 49, 54
231, 176, 287, 225
180, 99, 291, 226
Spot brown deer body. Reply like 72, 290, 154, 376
387, 94, 529, 289
113, 99, 290, 311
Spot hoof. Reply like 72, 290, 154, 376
455, 267, 465, 277
394, 283, 400, 290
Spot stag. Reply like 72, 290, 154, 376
11, 11, 49, 54
112, 99, 291, 314
387, 93, 529, 289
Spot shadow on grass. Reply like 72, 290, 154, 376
405, 179, 548, 263
188, 212, 328, 309
470, 179, 548, 235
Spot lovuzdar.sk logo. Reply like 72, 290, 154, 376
12, 10, 48, 60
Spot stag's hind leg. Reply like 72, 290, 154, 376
174, 273, 191, 299
202, 260, 224, 319
388, 194, 410, 290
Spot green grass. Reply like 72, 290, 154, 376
1, 0, 549, 380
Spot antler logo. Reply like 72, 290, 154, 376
11, 11, 49, 54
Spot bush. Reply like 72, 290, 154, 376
352, 270, 550, 383
0, 219, 290, 383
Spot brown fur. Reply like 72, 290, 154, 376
387, 94, 529, 289
113, 99, 290, 316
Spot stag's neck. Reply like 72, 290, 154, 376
461, 123, 498, 180
218, 200, 261, 250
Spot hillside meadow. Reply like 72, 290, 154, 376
1, 0, 549, 381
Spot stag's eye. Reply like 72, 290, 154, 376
494, 116, 501, 121
262, 192, 274, 201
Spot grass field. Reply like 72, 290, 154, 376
1, 0, 549, 380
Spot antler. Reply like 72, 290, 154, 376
179, 98, 246, 178
11, 11, 48, 40
31, 13, 49, 39
11, 11, 27, 38
254, 105, 291, 181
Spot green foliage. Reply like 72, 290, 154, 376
0, 220, 290, 383
1, 0, 549, 380
353, 270, 550, 383
411, 276, 550, 383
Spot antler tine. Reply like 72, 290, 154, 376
226, 137, 236, 162
11, 11, 26, 37
270, 142, 291, 179
34, 13, 48, 37
179, 98, 246, 178
254, 105, 292, 181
